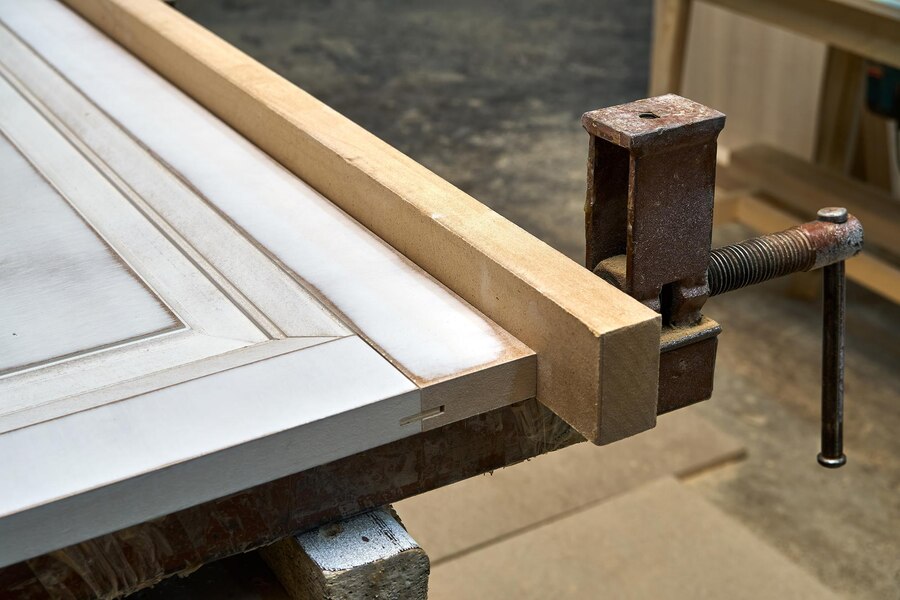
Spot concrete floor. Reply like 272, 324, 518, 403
179, 2, 899, 597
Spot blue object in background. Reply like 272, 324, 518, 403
866, 63, 900, 120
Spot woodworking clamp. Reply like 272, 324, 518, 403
582, 94, 864, 468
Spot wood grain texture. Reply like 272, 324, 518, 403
703, 0, 900, 69
0, 398, 581, 600
657, 0, 899, 172
58, 0, 661, 444
260, 507, 429, 600
814, 46, 865, 173
649, 0, 692, 95
681, 1, 826, 159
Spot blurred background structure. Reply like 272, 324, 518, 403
147, 1, 898, 597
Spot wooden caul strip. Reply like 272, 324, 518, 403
59, 0, 661, 444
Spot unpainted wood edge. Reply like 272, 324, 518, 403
598, 319, 660, 444
260, 536, 330, 599
418, 353, 537, 431
263, 543, 429, 600
61, 0, 661, 444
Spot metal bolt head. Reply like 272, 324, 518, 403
818, 207, 848, 224
817, 453, 847, 468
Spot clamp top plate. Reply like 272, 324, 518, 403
582, 94, 725, 155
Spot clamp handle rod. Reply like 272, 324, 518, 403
818, 208, 848, 468
704, 207, 856, 468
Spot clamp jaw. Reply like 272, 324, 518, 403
584, 95, 724, 415
583, 94, 863, 466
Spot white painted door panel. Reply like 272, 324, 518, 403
0, 336, 421, 567
0, 134, 181, 374
0, 0, 536, 569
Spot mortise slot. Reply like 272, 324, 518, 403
399, 405, 445, 426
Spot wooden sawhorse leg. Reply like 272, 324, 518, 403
261, 507, 429, 600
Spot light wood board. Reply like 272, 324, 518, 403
260, 508, 429, 600
704, 0, 900, 71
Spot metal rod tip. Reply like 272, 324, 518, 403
817, 453, 847, 468
817, 207, 848, 223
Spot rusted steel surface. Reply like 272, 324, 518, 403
583, 94, 724, 327
657, 317, 721, 414
658, 337, 718, 415
582, 95, 865, 455
820, 258, 847, 467
708, 213, 863, 296
818, 207, 851, 468
0, 398, 580, 600
583, 94, 725, 414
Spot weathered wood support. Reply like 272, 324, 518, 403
260, 507, 429, 600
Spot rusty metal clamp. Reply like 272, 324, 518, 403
582, 94, 863, 467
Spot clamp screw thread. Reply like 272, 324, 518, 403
708, 229, 815, 296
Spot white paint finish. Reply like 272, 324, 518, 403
0, 1, 537, 568
0, 133, 179, 373
44, 336, 338, 415
0, 25, 349, 340
0, 0, 510, 383
0, 333, 321, 434
0, 69, 296, 430
0, 74, 265, 346
0, 336, 421, 567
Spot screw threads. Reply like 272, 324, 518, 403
708, 229, 815, 296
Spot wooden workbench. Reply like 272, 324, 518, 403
0, 1, 661, 596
